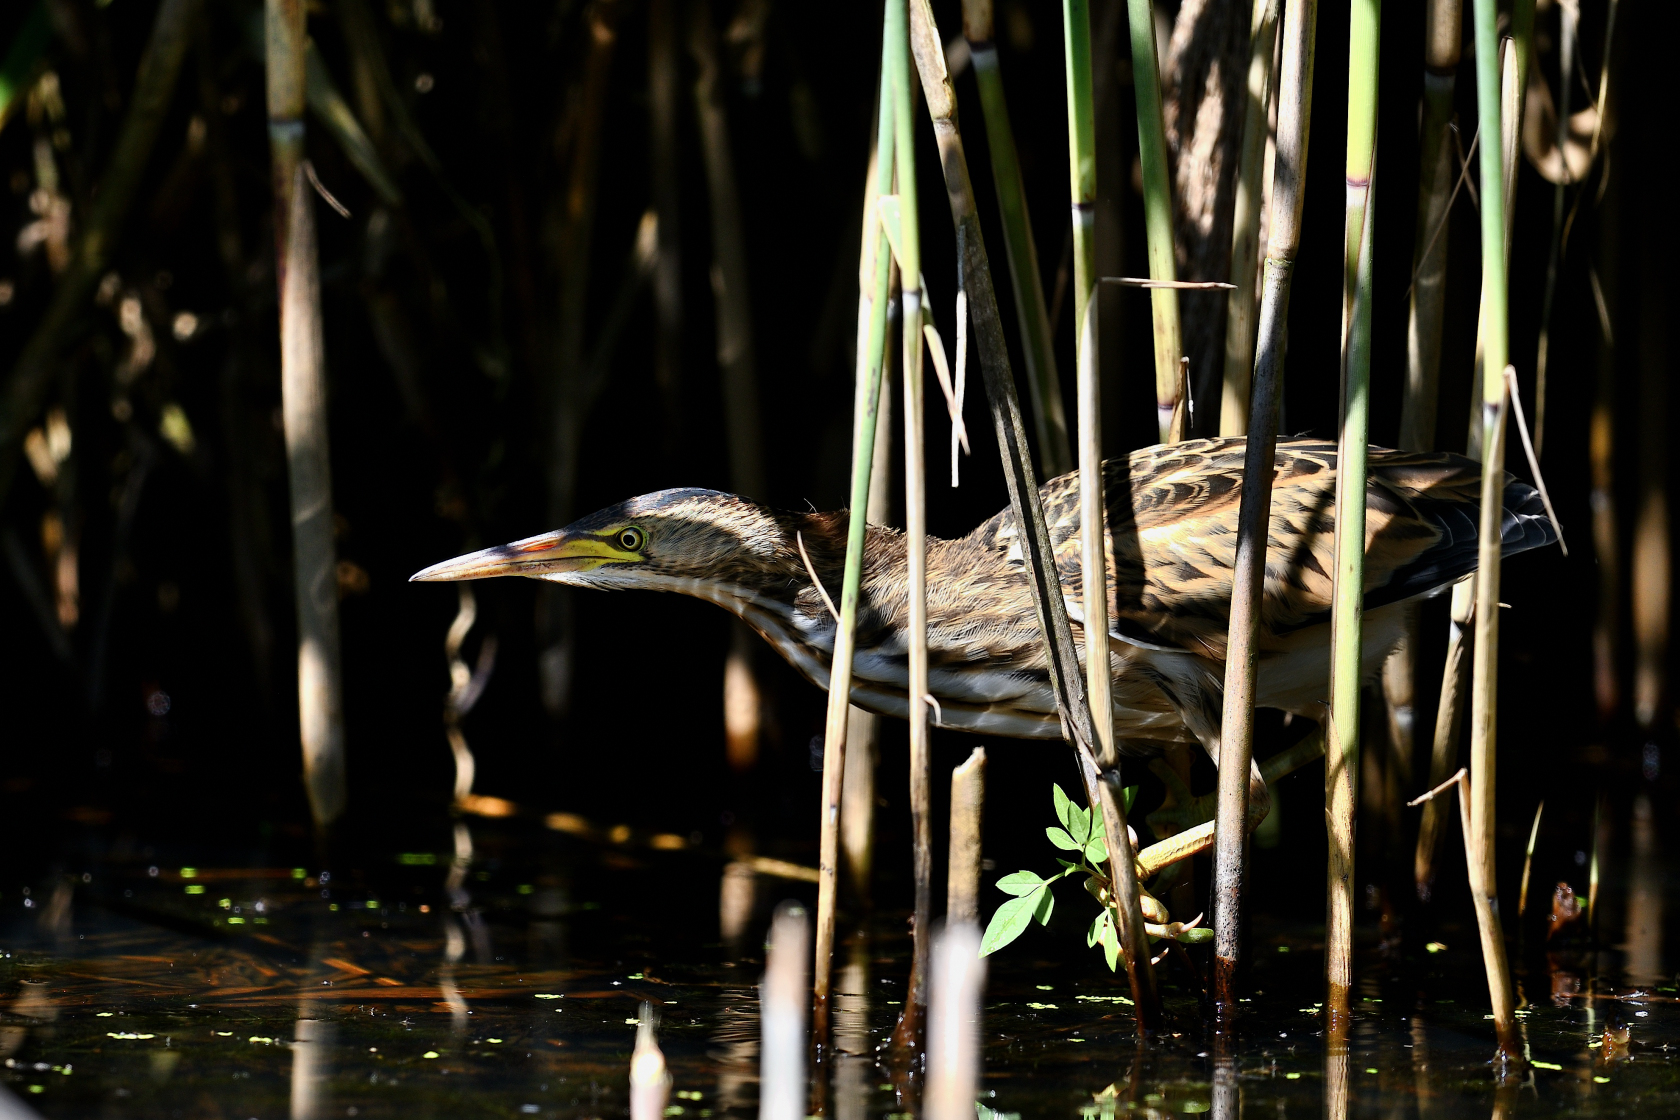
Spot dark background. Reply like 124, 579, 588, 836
0, 0, 1672, 955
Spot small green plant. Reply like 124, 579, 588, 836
981, 784, 1210, 970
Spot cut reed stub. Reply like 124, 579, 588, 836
760, 902, 809, 1120
925, 922, 984, 1120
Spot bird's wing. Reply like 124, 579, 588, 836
999, 437, 1551, 662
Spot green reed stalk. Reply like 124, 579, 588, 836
0, 0, 193, 509
887, 0, 935, 1050
1123, 0, 1185, 442
962, 0, 1072, 479
908, 0, 1158, 1030
1062, 1, 1114, 767
812, 55, 897, 1049
1210, 0, 1317, 1020
1325, 0, 1379, 1025
1218, 0, 1281, 436
1406, 0, 1463, 903
1467, 0, 1522, 1065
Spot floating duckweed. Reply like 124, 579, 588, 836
106, 1032, 154, 1040
185, 885, 205, 895
1594, 1077, 1611, 1084
1285, 1073, 1301, 1080
423, 1051, 440, 1059
534, 993, 563, 1000
1532, 1061, 1563, 1071
1027, 1002, 1057, 1010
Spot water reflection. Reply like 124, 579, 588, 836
832, 934, 872, 1120
289, 1017, 334, 1119
1624, 794, 1663, 984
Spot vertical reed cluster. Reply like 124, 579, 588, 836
812, 29, 898, 1044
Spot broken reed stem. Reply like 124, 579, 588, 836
1468, 0, 1522, 1064
1325, 0, 1379, 1020
812, 44, 898, 1049
267, 0, 347, 833
888, 0, 935, 1051
1219, 0, 1281, 437
628, 1005, 671, 1120
762, 903, 809, 1120
907, 0, 1158, 1031
0, 0, 194, 508
1518, 800, 1544, 919
925, 923, 984, 1120
963, 0, 1072, 479
1122, 0, 1185, 442
947, 748, 986, 924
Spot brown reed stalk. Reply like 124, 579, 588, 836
0, 0, 194, 508
908, 0, 1158, 1030
267, 0, 348, 833
1218, 0, 1281, 436
1392, 0, 1460, 884
1208, 0, 1318, 1021
691, 0, 769, 772
947, 748, 986, 924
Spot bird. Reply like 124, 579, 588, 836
411, 437, 1556, 761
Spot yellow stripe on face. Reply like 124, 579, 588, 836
521, 533, 642, 572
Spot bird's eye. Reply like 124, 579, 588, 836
617, 527, 645, 552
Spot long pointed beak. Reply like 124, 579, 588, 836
410, 531, 629, 583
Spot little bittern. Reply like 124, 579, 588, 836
413, 438, 1555, 757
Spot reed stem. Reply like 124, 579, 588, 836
925, 923, 984, 1120
1467, 0, 1522, 1064
1400, 0, 1461, 906
1325, 0, 1379, 1022
1219, 0, 1281, 436
1123, 0, 1186, 441
1249, 0, 1319, 442
963, 0, 1072, 479
947, 748, 986, 924
761, 903, 809, 1120
1209, 0, 1317, 1006
267, 0, 348, 833
812, 47, 897, 1049
888, 0, 934, 1050
907, 0, 1158, 1030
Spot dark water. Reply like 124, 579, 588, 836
3, 817, 1676, 1119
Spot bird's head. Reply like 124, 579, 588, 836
410, 488, 800, 598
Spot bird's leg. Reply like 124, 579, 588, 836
1144, 740, 1272, 838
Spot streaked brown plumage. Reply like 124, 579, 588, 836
412, 437, 1555, 757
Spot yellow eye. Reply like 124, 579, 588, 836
616, 527, 645, 552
